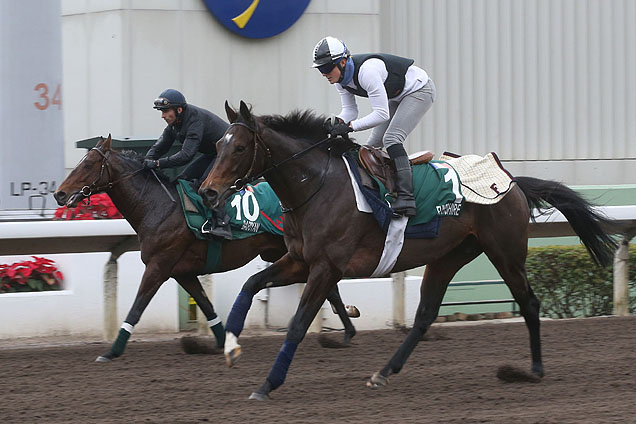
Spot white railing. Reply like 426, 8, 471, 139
1, 206, 634, 339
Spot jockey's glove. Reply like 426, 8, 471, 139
143, 158, 159, 169
329, 122, 353, 138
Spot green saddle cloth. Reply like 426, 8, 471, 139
176, 180, 284, 240
376, 160, 464, 226
176, 180, 284, 274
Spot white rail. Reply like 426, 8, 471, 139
1, 206, 634, 339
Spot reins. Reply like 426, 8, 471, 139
228, 122, 335, 213
80, 147, 175, 203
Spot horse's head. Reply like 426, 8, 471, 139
54, 134, 115, 207
199, 100, 269, 209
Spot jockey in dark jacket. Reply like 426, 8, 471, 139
145, 89, 231, 239
145, 89, 229, 185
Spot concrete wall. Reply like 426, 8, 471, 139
61, 0, 381, 167
0, 252, 179, 338
62, 0, 636, 184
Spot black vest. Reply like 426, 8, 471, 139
344, 53, 415, 99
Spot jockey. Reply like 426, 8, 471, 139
145, 89, 232, 239
313, 37, 436, 217
145, 89, 229, 187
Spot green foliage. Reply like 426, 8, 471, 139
526, 245, 636, 318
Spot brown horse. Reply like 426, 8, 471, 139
199, 101, 617, 400
53, 135, 358, 362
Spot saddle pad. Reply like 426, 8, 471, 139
439, 152, 514, 205
176, 180, 284, 241
342, 152, 459, 238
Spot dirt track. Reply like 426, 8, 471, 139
0, 316, 634, 423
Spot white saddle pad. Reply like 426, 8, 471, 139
439, 152, 514, 205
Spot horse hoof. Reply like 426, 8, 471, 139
366, 372, 389, 388
95, 355, 112, 363
225, 347, 242, 367
531, 364, 545, 378
248, 392, 270, 401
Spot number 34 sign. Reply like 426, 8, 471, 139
34, 82, 62, 110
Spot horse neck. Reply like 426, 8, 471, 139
105, 156, 178, 234
261, 131, 340, 212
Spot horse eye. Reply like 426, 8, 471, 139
235, 145, 246, 153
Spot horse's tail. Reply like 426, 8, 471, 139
515, 176, 617, 267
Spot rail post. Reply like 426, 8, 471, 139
103, 255, 118, 341
613, 236, 631, 316
392, 271, 406, 327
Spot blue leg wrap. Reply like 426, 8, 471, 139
266, 340, 298, 390
225, 291, 253, 337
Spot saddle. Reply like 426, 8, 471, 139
358, 146, 434, 194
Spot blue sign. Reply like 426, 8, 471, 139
203, 0, 311, 39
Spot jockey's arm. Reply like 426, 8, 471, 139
158, 121, 204, 168
146, 127, 175, 160
336, 85, 358, 124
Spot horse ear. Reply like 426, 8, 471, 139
239, 100, 252, 121
104, 134, 112, 150
225, 100, 238, 123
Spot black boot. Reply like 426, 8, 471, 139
202, 207, 233, 240
387, 145, 417, 217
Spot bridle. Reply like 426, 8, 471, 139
227, 121, 334, 213
78, 147, 174, 203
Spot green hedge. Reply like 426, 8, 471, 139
526, 245, 636, 318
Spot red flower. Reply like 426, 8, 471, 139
0, 257, 64, 293
53, 194, 122, 220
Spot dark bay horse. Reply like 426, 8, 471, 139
53, 135, 358, 362
199, 101, 617, 400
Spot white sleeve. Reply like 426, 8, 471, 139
350, 59, 390, 131
335, 84, 358, 123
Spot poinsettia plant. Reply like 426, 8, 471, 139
54, 193, 122, 220
0, 256, 64, 293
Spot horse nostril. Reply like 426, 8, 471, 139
200, 188, 218, 206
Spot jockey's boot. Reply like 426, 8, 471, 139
201, 208, 232, 240
210, 207, 232, 240
388, 145, 417, 217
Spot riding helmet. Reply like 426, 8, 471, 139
312, 36, 350, 74
153, 89, 187, 110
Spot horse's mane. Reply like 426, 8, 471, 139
118, 150, 172, 183
259, 110, 328, 143
258, 109, 358, 152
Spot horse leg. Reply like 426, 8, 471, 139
325, 286, 356, 344
249, 261, 341, 400
482, 241, 543, 377
224, 253, 309, 367
368, 238, 482, 387
96, 266, 165, 362
176, 275, 225, 348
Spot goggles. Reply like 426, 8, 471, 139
153, 98, 170, 109
317, 61, 337, 75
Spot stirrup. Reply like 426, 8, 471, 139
201, 219, 232, 240
391, 201, 417, 217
